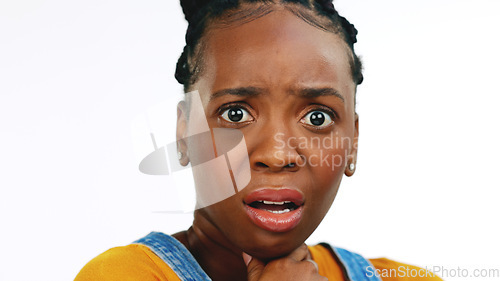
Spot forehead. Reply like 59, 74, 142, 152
199, 8, 354, 99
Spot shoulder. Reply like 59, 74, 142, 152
74, 244, 180, 281
310, 243, 443, 281
369, 258, 444, 281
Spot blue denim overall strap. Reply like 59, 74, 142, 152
133, 232, 379, 281
332, 246, 382, 281
133, 232, 212, 281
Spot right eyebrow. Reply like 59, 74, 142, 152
209, 87, 264, 101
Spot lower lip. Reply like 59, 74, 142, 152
244, 205, 303, 232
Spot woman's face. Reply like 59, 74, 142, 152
179, 8, 358, 259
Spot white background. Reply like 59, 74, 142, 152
1, 0, 499, 280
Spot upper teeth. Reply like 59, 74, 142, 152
261, 200, 291, 205
269, 209, 291, 214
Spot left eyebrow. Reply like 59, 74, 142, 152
294, 88, 345, 103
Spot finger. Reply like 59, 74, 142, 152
242, 253, 252, 266
304, 259, 319, 272
305, 246, 313, 260
287, 243, 310, 262
243, 253, 265, 281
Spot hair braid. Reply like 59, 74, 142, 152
175, 0, 363, 90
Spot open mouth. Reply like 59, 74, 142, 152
243, 188, 304, 232
248, 200, 300, 214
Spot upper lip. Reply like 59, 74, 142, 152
243, 188, 305, 206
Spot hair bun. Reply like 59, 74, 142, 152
339, 15, 358, 44
316, 0, 336, 14
180, 0, 211, 22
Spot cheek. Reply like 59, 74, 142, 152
184, 90, 251, 209
187, 128, 251, 209
201, 195, 251, 241
303, 144, 348, 205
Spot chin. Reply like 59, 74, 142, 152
235, 224, 312, 260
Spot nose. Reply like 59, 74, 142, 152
249, 126, 304, 173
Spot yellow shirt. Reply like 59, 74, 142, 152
75, 243, 443, 281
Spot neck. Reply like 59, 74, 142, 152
173, 210, 248, 281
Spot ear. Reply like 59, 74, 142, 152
176, 100, 190, 166
344, 113, 359, 177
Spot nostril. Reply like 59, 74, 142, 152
253, 162, 299, 171
284, 163, 300, 171
255, 162, 269, 169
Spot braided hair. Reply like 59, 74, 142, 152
175, 0, 363, 92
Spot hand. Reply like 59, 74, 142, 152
243, 244, 328, 281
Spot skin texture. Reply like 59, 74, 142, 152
174, 6, 358, 281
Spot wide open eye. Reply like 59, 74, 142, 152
220, 107, 252, 123
301, 110, 334, 128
